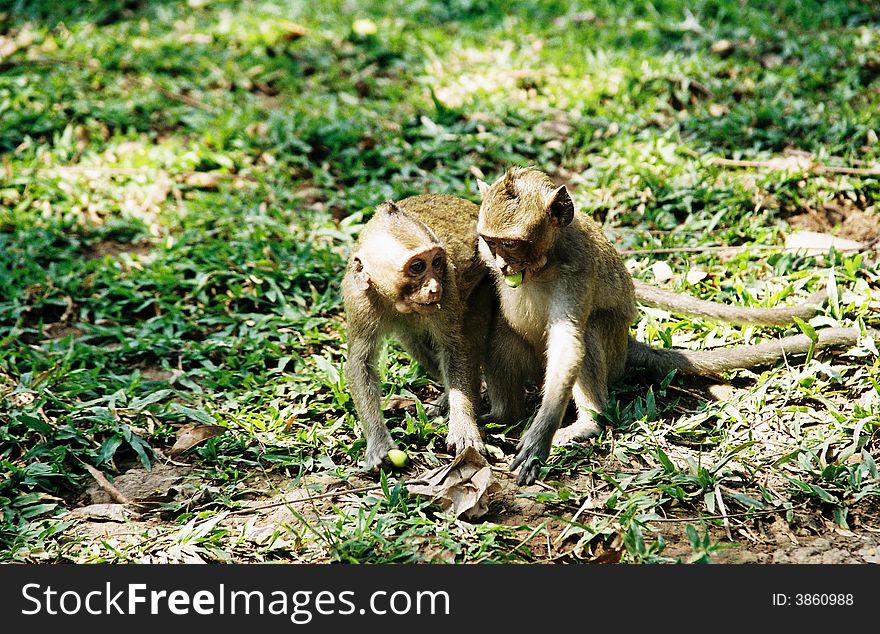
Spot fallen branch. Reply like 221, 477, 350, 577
711, 156, 880, 177
619, 241, 870, 256
81, 463, 130, 505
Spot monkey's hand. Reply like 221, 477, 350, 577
510, 427, 551, 486
363, 436, 399, 472
425, 391, 449, 417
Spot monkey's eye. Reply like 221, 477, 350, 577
501, 240, 518, 250
432, 256, 444, 269
409, 259, 427, 274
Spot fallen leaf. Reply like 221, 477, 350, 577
651, 261, 674, 283
169, 423, 226, 457
710, 39, 735, 57
352, 19, 377, 36
384, 395, 416, 411
279, 20, 307, 41
686, 268, 708, 284
707, 384, 738, 401
182, 172, 222, 190
407, 446, 500, 521
784, 231, 864, 256
708, 103, 728, 117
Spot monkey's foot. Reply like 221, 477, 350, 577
446, 427, 485, 455
363, 437, 398, 471
552, 419, 602, 446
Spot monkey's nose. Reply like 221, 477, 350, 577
426, 280, 442, 302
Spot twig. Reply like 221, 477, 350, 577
225, 479, 428, 516
553, 495, 597, 546
154, 84, 217, 113
619, 242, 867, 256
81, 462, 130, 504
710, 156, 880, 176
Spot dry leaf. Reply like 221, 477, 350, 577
182, 172, 222, 190
407, 446, 500, 521
710, 39, 735, 57
384, 395, 416, 411
784, 231, 864, 256
279, 20, 307, 40
651, 261, 674, 283
686, 268, 708, 284
169, 423, 226, 457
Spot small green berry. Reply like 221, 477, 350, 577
386, 449, 409, 468
503, 271, 523, 288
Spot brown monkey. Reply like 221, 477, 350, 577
476, 167, 869, 485
343, 194, 492, 470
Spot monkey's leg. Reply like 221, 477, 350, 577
397, 332, 448, 416
511, 318, 584, 485
434, 328, 484, 455
552, 326, 610, 445
480, 316, 534, 425
552, 320, 625, 446
344, 326, 397, 470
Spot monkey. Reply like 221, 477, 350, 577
342, 194, 493, 471
475, 167, 870, 485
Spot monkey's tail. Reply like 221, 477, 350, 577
632, 280, 827, 326
626, 327, 868, 378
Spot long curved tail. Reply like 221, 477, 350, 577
626, 327, 868, 378
633, 280, 827, 326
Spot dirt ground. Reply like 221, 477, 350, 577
64, 453, 880, 564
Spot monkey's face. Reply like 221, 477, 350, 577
395, 246, 446, 315
478, 236, 534, 278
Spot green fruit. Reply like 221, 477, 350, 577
503, 271, 523, 288
387, 449, 409, 468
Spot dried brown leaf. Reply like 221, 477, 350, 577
169, 423, 226, 457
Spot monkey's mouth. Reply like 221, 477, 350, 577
410, 300, 441, 315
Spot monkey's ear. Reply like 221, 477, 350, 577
547, 185, 575, 226
351, 254, 372, 291
477, 179, 491, 199
376, 200, 401, 216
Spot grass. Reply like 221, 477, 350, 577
1, 0, 879, 563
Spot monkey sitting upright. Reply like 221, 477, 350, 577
475, 167, 869, 485
342, 195, 493, 470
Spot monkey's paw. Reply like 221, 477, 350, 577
363, 438, 399, 472
551, 419, 602, 446
510, 434, 550, 486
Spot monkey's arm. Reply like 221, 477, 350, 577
633, 280, 827, 326
510, 314, 586, 485
432, 306, 484, 455
344, 317, 397, 470
626, 327, 873, 378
